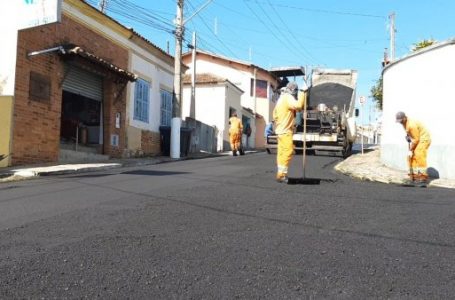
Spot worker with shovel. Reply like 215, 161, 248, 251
396, 111, 431, 185
273, 81, 307, 183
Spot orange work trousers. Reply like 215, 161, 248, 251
410, 140, 431, 178
230, 132, 242, 151
277, 132, 294, 176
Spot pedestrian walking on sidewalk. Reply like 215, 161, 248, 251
229, 111, 243, 156
396, 111, 431, 183
273, 81, 307, 183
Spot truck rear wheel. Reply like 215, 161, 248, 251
342, 142, 353, 158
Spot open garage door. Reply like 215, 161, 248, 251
61, 65, 103, 151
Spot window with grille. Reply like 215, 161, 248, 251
133, 78, 150, 122
160, 89, 173, 126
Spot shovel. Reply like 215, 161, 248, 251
407, 142, 414, 180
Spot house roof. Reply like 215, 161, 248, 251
182, 49, 275, 79
60, 45, 138, 81
182, 73, 244, 94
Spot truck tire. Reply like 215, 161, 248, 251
342, 142, 353, 158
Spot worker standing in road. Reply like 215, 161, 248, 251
396, 111, 431, 183
273, 81, 307, 183
229, 111, 243, 156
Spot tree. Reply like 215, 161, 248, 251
412, 39, 436, 52
370, 76, 383, 110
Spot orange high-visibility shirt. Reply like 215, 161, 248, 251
273, 92, 306, 135
405, 118, 431, 150
229, 116, 243, 135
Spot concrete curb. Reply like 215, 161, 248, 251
335, 150, 455, 189
1, 163, 122, 182
0, 151, 245, 183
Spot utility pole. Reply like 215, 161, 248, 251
171, 0, 213, 159
389, 12, 396, 62
171, 0, 184, 159
190, 31, 196, 119
99, 0, 108, 13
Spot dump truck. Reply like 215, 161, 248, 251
266, 67, 358, 157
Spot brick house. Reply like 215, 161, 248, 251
8, 0, 136, 166
3, 0, 176, 167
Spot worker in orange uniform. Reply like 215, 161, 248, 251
396, 111, 431, 183
229, 111, 243, 156
273, 81, 307, 183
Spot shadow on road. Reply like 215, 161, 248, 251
121, 170, 191, 176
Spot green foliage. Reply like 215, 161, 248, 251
412, 39, 436, 52
370, 39, 437, 111
370, 76, 383, 110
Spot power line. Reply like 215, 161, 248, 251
243, 0, 315, 65
185, 0, 239, 59
245, 0, 386, 19
85, 0, 175, 34
264, 0, 322, 65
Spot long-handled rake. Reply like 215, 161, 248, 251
287, 91, 321, 185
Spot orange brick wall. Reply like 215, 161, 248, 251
12, 15, 129, 165
141, 130, 161, 155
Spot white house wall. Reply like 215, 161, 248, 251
129, 54, 173, 132
382, 41, 455, 179
192, 60, 255, 107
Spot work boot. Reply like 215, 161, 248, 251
232, 150, 237, 156
276, 172, 288, 183
415, 173, 429, 186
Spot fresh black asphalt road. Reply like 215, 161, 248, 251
0, 152, 454, 299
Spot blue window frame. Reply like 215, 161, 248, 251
160, 89, 173, 126
134, 78, 150, 122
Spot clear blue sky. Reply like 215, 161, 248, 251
87, 0, 455, 123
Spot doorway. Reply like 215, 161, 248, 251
60, 90, 102, 152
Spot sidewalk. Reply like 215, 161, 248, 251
0, 151, 230, 183
335, 149, 455, 189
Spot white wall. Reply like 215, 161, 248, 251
184, 58, 277, 149
182, 82, 242, 151
382, 40, 455, 179
128, 54, 174, 133
0, 3, 25, 95
191, 60, 253, 106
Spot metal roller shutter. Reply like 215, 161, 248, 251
62, 65, 103, 101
